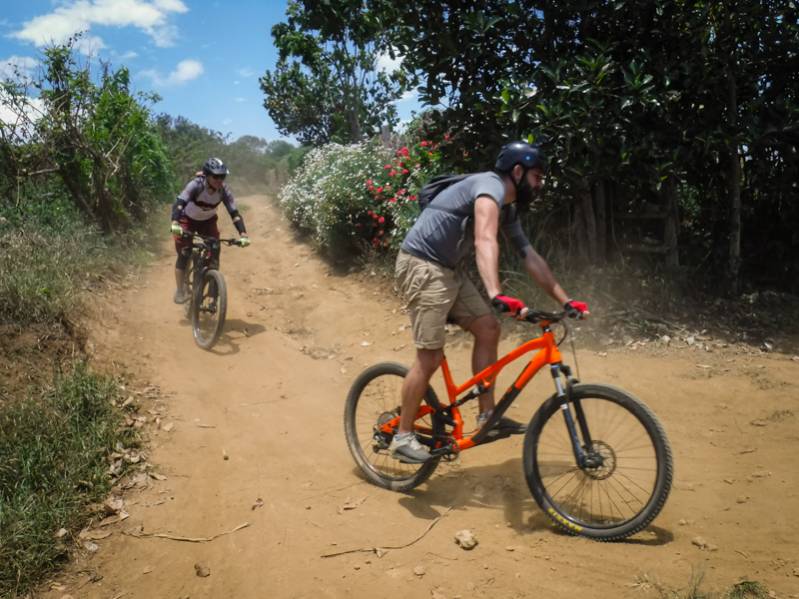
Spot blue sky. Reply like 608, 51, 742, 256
0, 0, 418, 144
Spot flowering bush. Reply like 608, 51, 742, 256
279, 141, 392, 254
278, 135, 446, 257
360, 138, 443, 250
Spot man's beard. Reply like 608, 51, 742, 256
516, 180, 535, 212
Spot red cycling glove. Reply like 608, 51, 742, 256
564, 299, 589, 319
491, 294, 526, 316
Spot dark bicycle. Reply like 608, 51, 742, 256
182, 232, 246, 350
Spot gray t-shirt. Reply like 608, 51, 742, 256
401, 172, 531, 269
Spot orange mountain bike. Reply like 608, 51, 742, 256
344, 310, 673, 541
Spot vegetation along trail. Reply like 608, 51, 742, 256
46, 196, 799, 599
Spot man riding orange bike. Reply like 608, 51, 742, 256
392, 141, 589, 463
170, 157, 250, 304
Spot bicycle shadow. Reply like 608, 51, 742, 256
383, 458, 673, 546
176, 316, 267, 355
206, 320, 267, 355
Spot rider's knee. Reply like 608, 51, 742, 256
416, 348, 444, 374
471, 315, 501, 344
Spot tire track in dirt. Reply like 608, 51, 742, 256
46, 196, 799, 599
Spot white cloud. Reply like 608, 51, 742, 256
236, 67, 255, 78
0, 89, 46, 140
13, 0, 188, 48
118, 50, 139, 60
234, 97, 246, 103
141, 58, 203, 86
0, 56, 38, 81
376, 49, 403, 74
73, 34, 106, 55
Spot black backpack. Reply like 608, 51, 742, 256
417, 173, 471, 213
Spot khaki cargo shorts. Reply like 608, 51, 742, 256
395, 250, 491, 350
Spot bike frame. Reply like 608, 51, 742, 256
380, 319, 594, 463
186, 235, 235, 306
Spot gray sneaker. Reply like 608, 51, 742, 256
389, 432, 431, 464
173, 288, 190, 304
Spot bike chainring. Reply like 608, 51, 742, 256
372, 411, 397, 452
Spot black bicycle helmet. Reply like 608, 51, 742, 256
202, 157, 229, 177
494, 141, 546, 173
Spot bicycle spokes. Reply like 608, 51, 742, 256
531, 393, 664, 533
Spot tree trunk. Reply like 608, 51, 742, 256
663, 175, 680, 269
726, 63, 742, 296
594, 180, 607, 265
573, 184, 598, 264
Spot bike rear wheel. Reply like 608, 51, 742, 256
344, 362, 444, 492
523, 383, 672, 541
191, 269, 227, 350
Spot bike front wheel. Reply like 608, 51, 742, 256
191, 269, 227, 350
344, 362, 445, 492
523, 383, 672, 541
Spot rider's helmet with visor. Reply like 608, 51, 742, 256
202, 157, 229, 180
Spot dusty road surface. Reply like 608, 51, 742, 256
45, 196, 798, 599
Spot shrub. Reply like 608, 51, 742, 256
279, 135, 446, 258
360, 137, 445, 250
279, 141, 392, 256
0, 194, 159, 327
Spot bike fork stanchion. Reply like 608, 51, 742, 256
551, 365, 587, 468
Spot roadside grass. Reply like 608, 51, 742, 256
635, 570, 771, 599
0, 195, 157, 596
0, 362, 135, 597
0, 196, 164, 328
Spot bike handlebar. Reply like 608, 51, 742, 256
181, 232, 246, 247
520, 308, 567, 324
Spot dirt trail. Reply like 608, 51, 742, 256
46, 196, 799, 599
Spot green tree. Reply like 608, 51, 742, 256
260, 0, 404, 145
1, 39, 172, 232
370, 0, 799, 292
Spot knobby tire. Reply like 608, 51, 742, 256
523, 383, 673, 541
191, 269, 227, 350
344, 362, 445, 492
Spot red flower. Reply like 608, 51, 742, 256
389, 170, 396, 177
420, 140, 429, 147
409, 195, 417, 201
378, 216, 385, 224
402, 169, 409, 175
366, 179, 373, 185
384, 164, 392, 169
376, 187, 383, 193
389, 197, 397, 203
397, 147, 410, 157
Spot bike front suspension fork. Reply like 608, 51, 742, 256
550, 364, 593, 469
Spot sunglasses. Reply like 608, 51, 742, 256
210, 173, 226, 180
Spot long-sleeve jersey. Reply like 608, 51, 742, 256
171, 176, 246, 234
